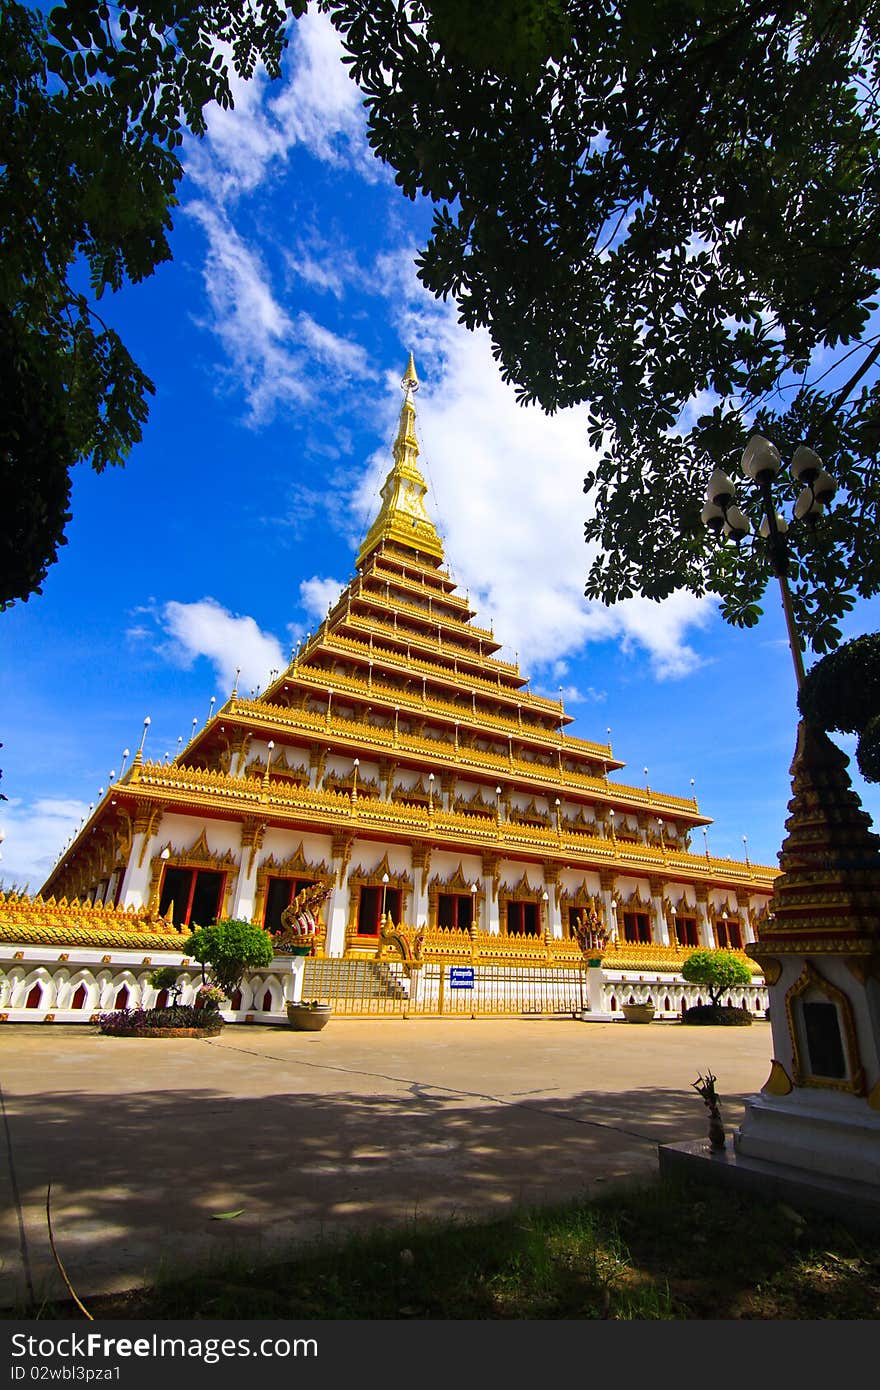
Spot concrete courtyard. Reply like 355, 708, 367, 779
0, 1017, 773, 1309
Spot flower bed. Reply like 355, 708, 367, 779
98, 1006, 223, 1036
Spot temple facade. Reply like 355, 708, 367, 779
33, 356, 775, 966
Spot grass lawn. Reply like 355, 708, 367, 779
24, 1175, 880, 1321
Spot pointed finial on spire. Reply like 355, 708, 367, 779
356, 352, 443, 568
401, 352, 419, 395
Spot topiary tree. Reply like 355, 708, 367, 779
798, 633, 880, 782
681, 949, 752, 1007
183, 919, 274, 999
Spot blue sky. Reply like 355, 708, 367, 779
3, 11, 879, 888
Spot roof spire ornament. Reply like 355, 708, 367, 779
356, 354, 444, 569
402, 352, 419, 395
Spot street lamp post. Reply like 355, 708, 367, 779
701, 435, 837, 691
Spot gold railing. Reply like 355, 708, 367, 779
302, 956, 586, 1017
325, 613, 519, 675
350, 585, 495, 645
366, 562, 472, 615
222, 698, 698, 816
310, 631, 581, 728
118, 761, 774, 887
293, 661, 565, 745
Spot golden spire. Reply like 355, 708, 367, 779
356, 355, 444, 568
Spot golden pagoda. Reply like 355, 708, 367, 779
31, 356, 775, 979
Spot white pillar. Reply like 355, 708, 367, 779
324, 877, 350, 956
275, 956, 306, 1005
543, 888, 562, 940
412, 847, 430, 927
649, 877, 670, 946
119, 842, 153, 910
482, 856, 500, 934
230, 822, 264, 922
599, 870, 617, 942
695, 890, 713, 948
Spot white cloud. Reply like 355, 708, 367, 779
182, 10, 381, 421
615, 594, 716, 679
353, 270, 718, 681
0, 797, 89, 894
161, 599, 286, 693
286, 238, 361, 298
187, 10, 377, 205
187, 200, 309, 424
299, 576, 347, 622
187, 203, 372, 423
270, 10, 379, 179
296, 313, 373, 378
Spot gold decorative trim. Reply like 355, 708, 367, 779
761, 957, 783, 985
427, 863, 484, 929
558, 880, 605, 939
867, 1080, 880, 1111
784, 960, 865, 1095
239, 817, 267, 878
762, 1060, 793, 1096
345, 854, 413, 938
135, 803, 162, 867
147, 830, 239, 920
331, 831, 355, 887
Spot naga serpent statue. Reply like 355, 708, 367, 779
277, 881, 333, 952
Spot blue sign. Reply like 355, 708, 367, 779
449, 967, 475, 989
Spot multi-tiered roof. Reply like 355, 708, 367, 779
41, 357, 773, 914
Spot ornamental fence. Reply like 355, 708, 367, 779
303, 958, 587, 1017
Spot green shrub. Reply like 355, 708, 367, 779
682, 1005, 753, 1026
857, 712, 880, 783
183, 919, 274, 997
798, 634, 880, 787
681, 949, 752, 1006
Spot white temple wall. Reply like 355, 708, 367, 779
352, 840, 410, 877
454, 779, 482, 799
159, 814, 241, 857
1, 939, 770, 1025
324, 753, 351, 780
614, 874, 649, 901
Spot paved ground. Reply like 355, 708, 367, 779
0, 1017, 773, 1309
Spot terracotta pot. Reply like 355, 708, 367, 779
621, 1003, 655, 1024
286, 1003, 332, 1031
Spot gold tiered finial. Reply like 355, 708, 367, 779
402, 352, 419, 393
356, 354, 444, 568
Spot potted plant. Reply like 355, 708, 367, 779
286, 999, 332, 1031
621, 997, 655, 1023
